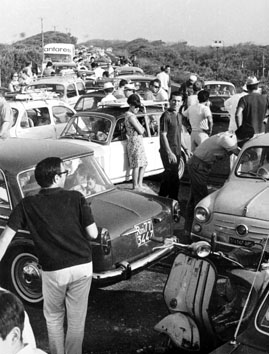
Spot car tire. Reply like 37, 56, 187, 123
3, 248, 43, 305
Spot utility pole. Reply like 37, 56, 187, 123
262, 53, 265, 79
211, 40, 224, 80
40, 17, 44, 62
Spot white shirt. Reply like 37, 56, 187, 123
156, 72, 170, 91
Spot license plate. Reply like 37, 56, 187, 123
135, 219, 154, 247
229, 237, 255, 247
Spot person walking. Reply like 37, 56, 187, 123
156, 65, 171, 95
0, 88, 13, 138
183, 89, 213, 152
235, 76, 269, 135
0, 157, 98, 354
159, 91, 184, 201
184, 124, 254, 234
124, 94, 148, 190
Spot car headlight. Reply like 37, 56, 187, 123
194, 206, 211, 223
190, 241, 211, 258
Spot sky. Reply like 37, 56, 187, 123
1, 0, 269, 47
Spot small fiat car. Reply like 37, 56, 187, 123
7, 92, 76, 139
0, 138, 179, 304
191, 133, 269, 253
60, 102, 191, 183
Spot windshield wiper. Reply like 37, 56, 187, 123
238, 170, 267, 182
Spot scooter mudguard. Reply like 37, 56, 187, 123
154, 313, 200, 351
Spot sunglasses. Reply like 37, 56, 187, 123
58, 170, 69, 176
153, 85, 160, 89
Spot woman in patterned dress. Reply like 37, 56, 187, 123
125, 94, 148, 190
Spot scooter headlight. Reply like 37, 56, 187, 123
194, 206, 211, 223
190, 241, 211, 258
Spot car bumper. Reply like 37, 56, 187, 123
93, 238, 175, 285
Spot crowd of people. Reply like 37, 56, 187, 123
1, 52, 269, 354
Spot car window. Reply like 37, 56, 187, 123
236, 146, 269, 179
19, 170, 40, 197
205, 84, 235, 96
76, 82, 86, 95
75, 97, 99, 111
26, 107, 51, 127
64, 115, 111, 142
0, 170, 10, 208
67, 84, 77, 98
52, 106, 74, 124
20, 111, 34, 128
112, 118, 126, 141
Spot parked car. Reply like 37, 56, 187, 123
204, 80, 236, 121
114, 66, 145, 76
60, 101, 191, 183
27, 75, 86, 107
0, 138, 180, 304
6, 91, 76, 139
191, 133, 269, 253
209, 282, 269, 354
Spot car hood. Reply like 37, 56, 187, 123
90, 189, 164, 237
212, 180, 269, 219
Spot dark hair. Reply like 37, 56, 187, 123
150, 78, 161, 87
102, 71, 109, 78
119, 79, 128, 88
193, 81, 203, 93
35, 157, 63, 188
104, 87, 114, 93
0, 290, 25, 340
127, 93, 141, 108
246, 83, 259, 91
198, 90, 210, 103
46, 61, 53, 67
235, 124, 254, 141
169, 91, 184, 100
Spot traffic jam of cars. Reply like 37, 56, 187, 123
1, 51, 269, 354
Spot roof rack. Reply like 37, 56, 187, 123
97, 99, 169, 109
5, 88, 59, 101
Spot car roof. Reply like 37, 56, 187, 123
204, 80, 235, 87
0, 138, 93, 174
29, 76, 83, 85
244, 133, 269, 148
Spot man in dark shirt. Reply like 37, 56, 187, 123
0, 157, 98, 354
159, 91, 184, 200
235, 76, 269, 134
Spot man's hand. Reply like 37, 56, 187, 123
168, 151, 177, 164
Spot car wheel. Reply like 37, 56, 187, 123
4, 248, 43, 305
178, 155, 186, 180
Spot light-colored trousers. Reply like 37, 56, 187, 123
42, 262, 92, 354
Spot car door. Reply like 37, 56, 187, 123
52, 105, 75, 138
138, 112, 164, 175
109, 117, 129, 182
16, 106, 56, 139
66, 83, 79, 107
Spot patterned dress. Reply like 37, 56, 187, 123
124, 111, 148, 168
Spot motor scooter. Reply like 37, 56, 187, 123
154, 235, 269, 353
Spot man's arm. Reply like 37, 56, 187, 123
0, 226, 16, 261
235, 106, 243, 128
160, 131, 177, 163
85, 222, 98, 240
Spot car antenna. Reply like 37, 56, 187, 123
230, 234, 269, 345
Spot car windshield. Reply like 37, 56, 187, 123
61, 115, 112, 143
256, 289, 269, 336
18, 155, 114, 197
235, 146, 269, 180
204, 84, 235, 96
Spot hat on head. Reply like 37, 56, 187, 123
189, 74, 197, 83
124, 83, 136, 91
103, 82, 114, 90
246, 76, 260, 86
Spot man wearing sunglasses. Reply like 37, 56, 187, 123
0, 157, 98, 354
144, 79, 168, 101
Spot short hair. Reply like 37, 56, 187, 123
35, 157, 63, 188
150, 79, 161, 87
127, 93, 141, 108
0, 290, 25, 340
102, 71, 109, 78
193, 80, 203, 93
246, 83, 259, 91
119, 79, 128, 88
169, 91, 184, 100
104, 87, 114, 93
198, 90, 210, 103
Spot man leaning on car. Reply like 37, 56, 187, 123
0, 157, 98, 354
